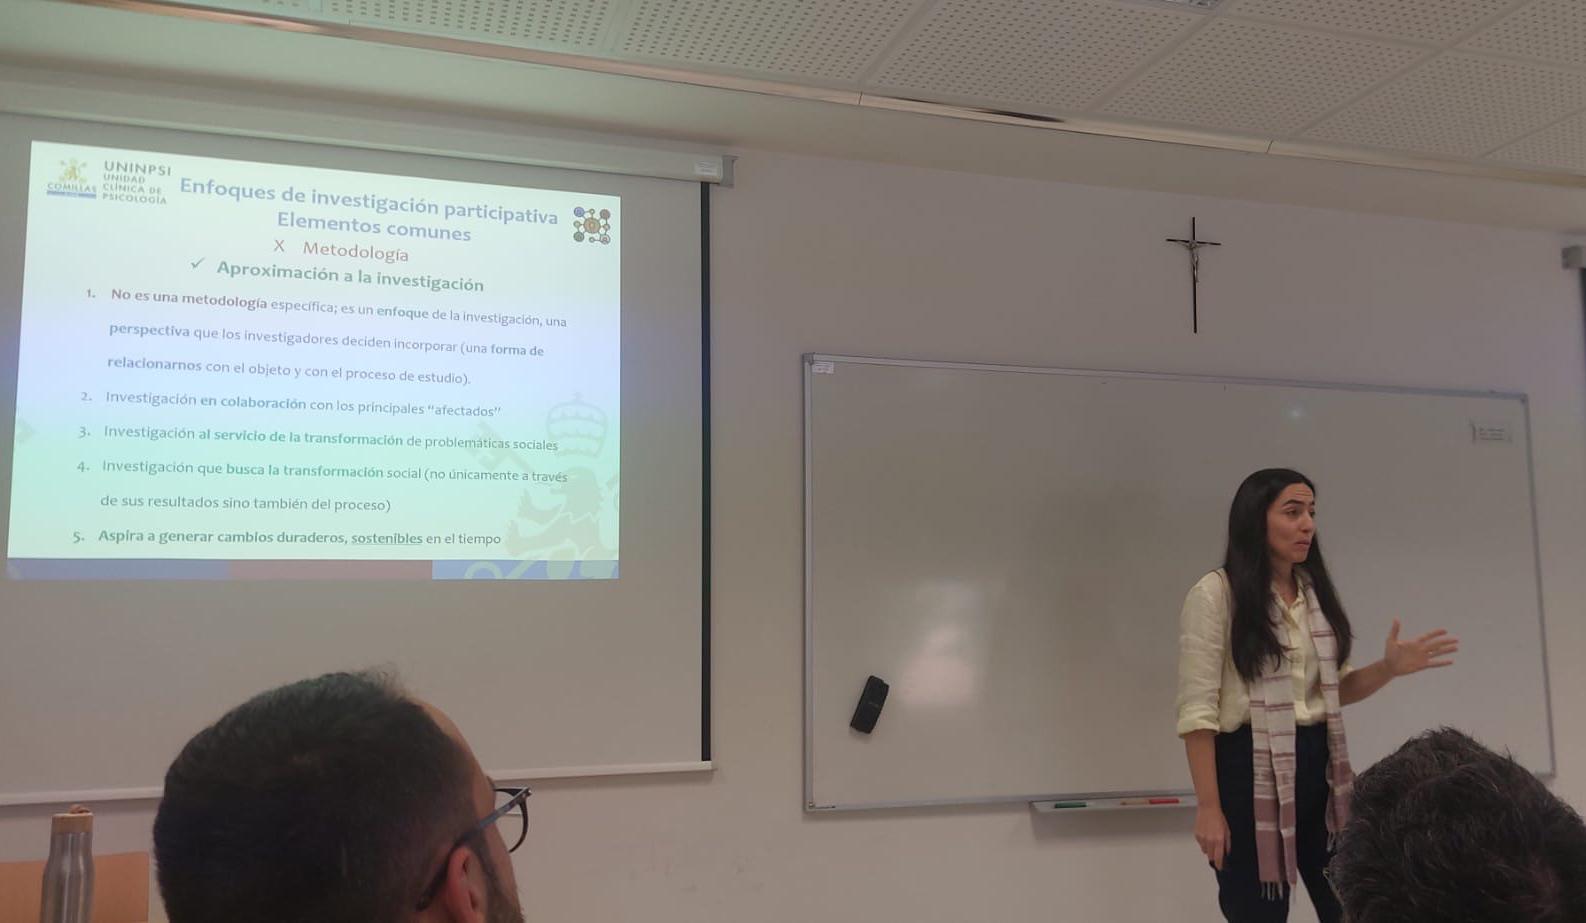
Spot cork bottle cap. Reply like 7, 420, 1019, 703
50, 805, 92, 834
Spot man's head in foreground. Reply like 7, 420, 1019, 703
153, 671, 525, 923
1328, 727, 1586, 923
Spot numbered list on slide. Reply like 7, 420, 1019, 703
8, 142, 621, 575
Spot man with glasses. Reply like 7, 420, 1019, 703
153, 671, 529, 922
1326, 728, 1586, 923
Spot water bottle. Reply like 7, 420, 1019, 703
38, 805, 93, 923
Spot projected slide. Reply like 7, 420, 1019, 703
7, 142, 620, 579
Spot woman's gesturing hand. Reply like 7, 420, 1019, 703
1384, 619, 1459, 676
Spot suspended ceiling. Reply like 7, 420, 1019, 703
3, 0, 1586, 232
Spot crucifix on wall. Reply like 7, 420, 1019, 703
1166, 218, 1221, 334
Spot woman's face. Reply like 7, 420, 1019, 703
1265, 482, 1316, 567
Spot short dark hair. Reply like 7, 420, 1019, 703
1328, 728, 1586, 923
153, 671, 477, 923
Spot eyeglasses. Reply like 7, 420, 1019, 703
415, 786, 531, 910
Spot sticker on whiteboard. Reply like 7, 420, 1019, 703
812, 361, 835, 375
1471, 422, 1513, 444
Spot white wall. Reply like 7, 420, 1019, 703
3, 146, 1583, 923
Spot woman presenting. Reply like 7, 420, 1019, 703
1177, 468, 1458, 923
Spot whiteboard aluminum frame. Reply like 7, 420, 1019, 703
802, 353, 1554, 812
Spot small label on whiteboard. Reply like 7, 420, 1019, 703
812, 361, 835, 375
1471, 422, 1513, 444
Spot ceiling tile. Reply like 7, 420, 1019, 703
1100, 19, 1423, 136
249, 0, 324, 11
1225, 0, 1517, 46
1463, 0, 1586, 70
618, 0, 921, 84
1487, 111, 1586, 174
868, 0, 1200, 113
186, 0, 325, 12
1305, 52, 1586, 157
328, 0, 615, 51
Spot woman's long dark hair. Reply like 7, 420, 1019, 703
1224, 468, 1353, 683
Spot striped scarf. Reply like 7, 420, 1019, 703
1222, 568, 1354, 899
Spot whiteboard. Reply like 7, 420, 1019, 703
803, 355, 1552, 811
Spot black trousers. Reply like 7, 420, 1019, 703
1212, 723, 1343, 923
